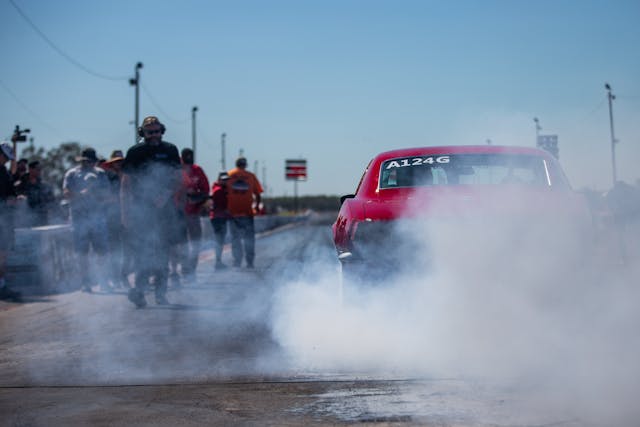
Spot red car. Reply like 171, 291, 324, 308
332, 145, 593, 279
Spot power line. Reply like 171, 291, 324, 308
570, 98, 606, 126
8, 0, 128, 81
0, 78, 63, 135
140, 82, 189, 124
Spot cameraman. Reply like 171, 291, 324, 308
0, 142, 21, 301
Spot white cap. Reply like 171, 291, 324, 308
0, 141, 14, 160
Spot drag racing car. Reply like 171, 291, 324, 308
332, 145, 593, 281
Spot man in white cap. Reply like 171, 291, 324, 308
63, 147, 110, 292
0, 142, 21, 301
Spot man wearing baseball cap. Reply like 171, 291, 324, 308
0, 142, 21, 301
226, 157, 263, 268
63, 147, 110, 292
102, 150, 129, 289
209, 171, 231, 269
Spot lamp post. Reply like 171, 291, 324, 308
605, 83, 618, 186
191, 106, 198, 160
129, 62, 143, 144
262, 163, 267, 195
220, 133, 226, 171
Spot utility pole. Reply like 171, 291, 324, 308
533, 117, 541, 147
220, 133, 226, 171
129, 62, 143, 144
605, 83, 618, 186
191, 106, 198, 160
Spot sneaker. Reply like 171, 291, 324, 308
0, 286, 22, 302
155, 294, 169, 305
246, 261, 254, 269
81, 285, 93, 293
215, 261, 227, 271
128, 289, 147, 308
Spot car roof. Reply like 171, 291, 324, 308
374, 145, 553, 161
355, 145, 566, 196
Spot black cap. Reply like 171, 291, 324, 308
76, 148, 98, 162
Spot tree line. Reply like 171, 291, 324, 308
18, 142, 341, 213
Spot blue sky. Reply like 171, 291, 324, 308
1, 0, 639, 196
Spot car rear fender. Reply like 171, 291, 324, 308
332, 197, 367, 252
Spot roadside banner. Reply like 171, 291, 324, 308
285, 159, 307, 181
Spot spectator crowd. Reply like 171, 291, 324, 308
0, 116, 264, 305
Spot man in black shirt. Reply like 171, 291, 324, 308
121, 116, 181, 308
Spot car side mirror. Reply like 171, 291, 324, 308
340, 194, 355, 205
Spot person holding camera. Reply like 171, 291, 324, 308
121, 116, 181, 308
0, 142, 21, 301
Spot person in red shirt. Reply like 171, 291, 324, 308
179, 148, 209, 281
209, 172, 231, 270
226, 157, 263, 268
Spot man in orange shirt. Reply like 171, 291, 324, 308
226, 157, 263, 268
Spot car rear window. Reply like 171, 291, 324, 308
379, 153, 552, 189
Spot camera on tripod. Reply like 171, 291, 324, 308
12, 125, 30, 143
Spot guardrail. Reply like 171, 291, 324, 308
6, 224, 79, 294
6, 214, 309, 295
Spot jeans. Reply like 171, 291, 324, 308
210, 217, 228, 263
229, 216, 255, 266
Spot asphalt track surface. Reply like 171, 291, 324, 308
0, 214, 635, 426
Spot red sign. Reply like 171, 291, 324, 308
285, 159, 307, 181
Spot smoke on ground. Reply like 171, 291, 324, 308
270, 195, 640, 424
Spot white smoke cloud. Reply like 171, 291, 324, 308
270, 192, 640, 424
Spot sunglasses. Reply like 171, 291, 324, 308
144, 129, 162, 136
